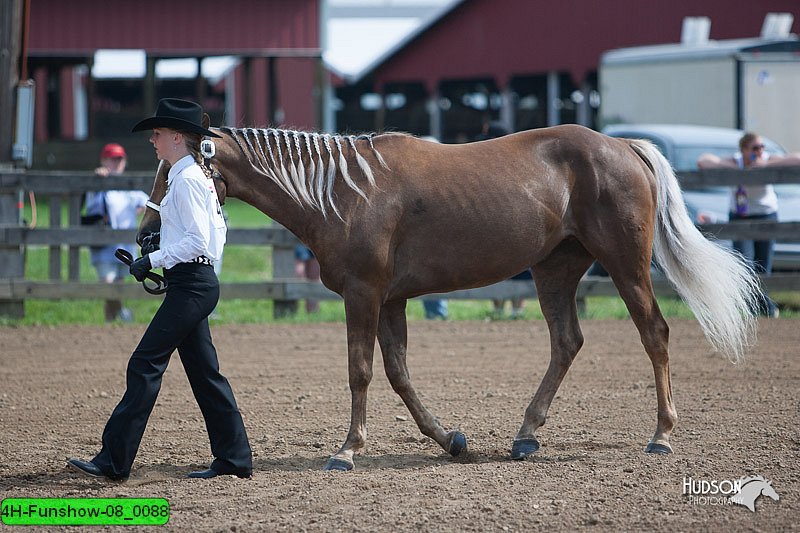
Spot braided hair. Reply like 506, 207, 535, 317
184, 133, 213, 179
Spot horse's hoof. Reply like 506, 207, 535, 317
447, 431, 468, 456
511, 437, 540, 460
322, 457, 354, 471
645, 442, 673, 455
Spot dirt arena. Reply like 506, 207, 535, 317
1, 319, 797, 531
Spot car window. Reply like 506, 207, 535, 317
608, 132, 668, 158
635, 136, 668, 158
673, 146, 734, 172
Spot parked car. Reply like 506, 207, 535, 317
601, 124, 800, 272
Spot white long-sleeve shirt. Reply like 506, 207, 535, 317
148, 155, 226, 270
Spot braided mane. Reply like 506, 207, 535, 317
221, 127, 388, 219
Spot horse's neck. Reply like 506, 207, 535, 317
232, 168, 327, 244
223, 127, 381, 244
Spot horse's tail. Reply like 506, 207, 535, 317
629, 139, 760, 363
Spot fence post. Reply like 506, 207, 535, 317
272, 244, 298, 318
68, 193, 81, 280
0, 169, 24, 318
0, 0, 24, 317
49, 194, 62, 280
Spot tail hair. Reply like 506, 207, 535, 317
630, 139, 761, 363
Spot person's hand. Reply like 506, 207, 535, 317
94, 166, 109, 177
140, 232, 160, 254
750, 155, 767, 168
130, 255, 152, 282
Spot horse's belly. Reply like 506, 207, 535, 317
387, 223, 558, 299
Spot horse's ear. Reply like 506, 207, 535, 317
202, 113, 211, 130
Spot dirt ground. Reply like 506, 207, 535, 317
0, 319, 798, 531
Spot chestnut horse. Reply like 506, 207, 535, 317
138, 123, 760, 471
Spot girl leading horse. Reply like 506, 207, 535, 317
138, 122, 760, 471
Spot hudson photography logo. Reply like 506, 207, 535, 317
682, 475, 780, 512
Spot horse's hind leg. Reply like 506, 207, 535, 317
512, 239, 594, 460
377, 299, 467, 456
600, 254, 677, 454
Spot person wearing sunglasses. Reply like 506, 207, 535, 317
698, 132, 800, 317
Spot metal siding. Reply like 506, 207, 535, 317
276, 57, 316, 130
371, 0, 800, 87
29, 0, 321, 55
742, 61, 800, 153
250, 58, 269, 126
601, 58, 737, 127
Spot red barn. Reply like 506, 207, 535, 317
335, 0, 799, 142
24, 0, 321, 169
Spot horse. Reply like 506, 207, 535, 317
137, 121, 760, 471
729, 476, 780, 512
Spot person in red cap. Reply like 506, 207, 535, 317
99, 142, 127, 161
83, 142, 148, 322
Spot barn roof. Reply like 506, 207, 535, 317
352, 0, 800, 89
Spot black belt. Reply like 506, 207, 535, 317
188, 255, 214, 265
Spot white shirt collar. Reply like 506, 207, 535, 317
167, 155, 195, 187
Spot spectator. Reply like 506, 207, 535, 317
697, 132, 800, 317
83, 143, 148, 322
294, 244, 321, 314
422, 297, 449, 320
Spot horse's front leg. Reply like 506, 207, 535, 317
377, 299, 467, 457
323, 285, 382, 471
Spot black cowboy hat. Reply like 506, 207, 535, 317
131, 98, 221, 138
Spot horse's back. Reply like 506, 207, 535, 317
368, 126, 655, 296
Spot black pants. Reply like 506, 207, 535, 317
92, 263, 251, 479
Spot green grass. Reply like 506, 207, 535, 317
5, 197, 796, 325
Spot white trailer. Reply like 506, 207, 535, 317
599, 37, 800, 152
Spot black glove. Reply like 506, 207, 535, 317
130, 255, 152, 282
140, 232, 160, 255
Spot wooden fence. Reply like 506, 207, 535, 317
1, 167, 799, 318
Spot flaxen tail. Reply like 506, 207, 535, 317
630, 139, 760, 363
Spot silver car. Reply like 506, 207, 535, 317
602, 124, 800, 271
